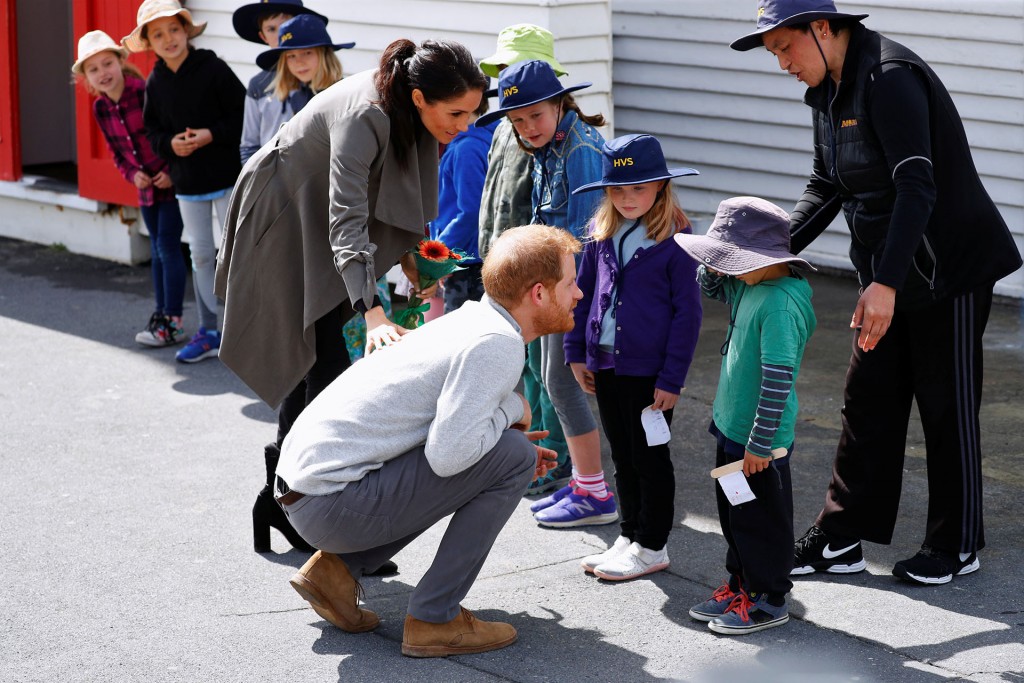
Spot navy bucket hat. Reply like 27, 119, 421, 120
730, 0, 868, 52
572, 134, 699, 195
232, 0, 327, 45
256, 14, 355, 70
475, 59, 590, 127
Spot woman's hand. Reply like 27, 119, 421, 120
364, 305, 407, 353
743, 450, 771, 477
570, 362, 596, 395
851, 282, 895, 352
133, 171, 152, 189
652, 388, 679, 411
399, 252, 439, 298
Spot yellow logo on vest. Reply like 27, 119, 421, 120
280, 32, 293, 44
613, 158, 634, 167
503, 86, 519, 98
841, 118, 858, 128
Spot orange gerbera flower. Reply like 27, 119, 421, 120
452, 252, 462, 260
418, 240, 451, 261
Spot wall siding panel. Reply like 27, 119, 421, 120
612, 0, 1024, 297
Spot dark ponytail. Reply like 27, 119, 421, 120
375, 38, 487, 167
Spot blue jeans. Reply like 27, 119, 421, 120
140, 199, 186, 317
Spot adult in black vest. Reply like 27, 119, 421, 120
731, 0, 1021, 586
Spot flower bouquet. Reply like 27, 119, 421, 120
394, 239, 468, 329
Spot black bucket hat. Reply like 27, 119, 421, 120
256, 14, 355, 70
730, 0, 868, 52
572, 134, 699, 195
232, 0, 327, 45
475, 59, 590, 127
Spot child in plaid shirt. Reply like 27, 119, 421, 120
73, 30, 187, 347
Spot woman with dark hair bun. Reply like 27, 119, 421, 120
215, 38, 487, 556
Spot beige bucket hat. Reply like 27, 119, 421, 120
121, 0, 207, 53
71, 30, 129, 75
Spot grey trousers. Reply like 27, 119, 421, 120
283, 429, 535, 623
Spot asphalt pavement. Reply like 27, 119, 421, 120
2, 236, 1022, 682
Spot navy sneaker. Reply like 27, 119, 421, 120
175, 327, 221, 363
792, 525, 866, 576
892, 545, 980, 585
525, 458, 572, 497
689, 581, 741, 622
534, 488, 618, 528
708, 592, 789, 635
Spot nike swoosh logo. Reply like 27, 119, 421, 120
822, 542, 859, 559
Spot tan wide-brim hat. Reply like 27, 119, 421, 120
121, 0, 207, 53
71, 30, 129, 75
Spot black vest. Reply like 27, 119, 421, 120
804, 26, 1020, 303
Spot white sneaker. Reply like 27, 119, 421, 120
581, 536, 631, 574
594, 542, 669, 581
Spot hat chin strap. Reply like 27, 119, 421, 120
810, 31, 831, 85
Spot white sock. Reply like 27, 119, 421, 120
575, 471, 609, 499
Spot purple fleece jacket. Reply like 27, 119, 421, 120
564, 224, 703, 393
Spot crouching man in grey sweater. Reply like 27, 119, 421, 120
275, 224, 582, 658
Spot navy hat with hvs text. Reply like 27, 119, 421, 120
572, 134, 699, 194
475, 59, 590, 127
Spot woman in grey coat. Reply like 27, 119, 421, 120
215, 38, 488, 554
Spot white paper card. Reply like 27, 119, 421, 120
641, 407, 671, 446
718, 471, 757, 506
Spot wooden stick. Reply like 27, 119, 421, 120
710, 447, 789, 479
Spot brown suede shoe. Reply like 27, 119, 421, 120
289, 550, 380, 633
401, 607, 517, 657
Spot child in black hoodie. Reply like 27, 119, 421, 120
123, 0, 245, 363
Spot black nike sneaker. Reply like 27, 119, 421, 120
892, 545, 980, 585
791, 525, 867, 576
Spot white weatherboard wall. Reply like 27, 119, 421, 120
612, 0, 1024, 298
189, 0, 614, 132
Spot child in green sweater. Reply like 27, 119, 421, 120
674, 197, 817, 635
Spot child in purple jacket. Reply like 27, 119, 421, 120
564, 134, 702, 580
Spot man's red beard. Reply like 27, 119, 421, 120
534, 300, 576, 336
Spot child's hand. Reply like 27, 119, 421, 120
151, 171, 172, 189
133, 171, 152, 189
743, 450, 771, 477
570, 362, 595, 395
171, 132, 195, 157
652, 388, 678, 411
185, 127, 213, 150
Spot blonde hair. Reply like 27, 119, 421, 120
589, 182, 692, 243
74, 53, 144, 96
482, 225, 581, 309
271, 47, 342, 101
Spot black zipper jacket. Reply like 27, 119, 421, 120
789, 24, 1020, 308
144, 48, 245, 195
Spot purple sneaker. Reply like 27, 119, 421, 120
534, 488, 618, 528
529, 483, 574, 513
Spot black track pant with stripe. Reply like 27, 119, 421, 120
817, 285, 992, 554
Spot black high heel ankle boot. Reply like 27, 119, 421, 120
253, 443, 316, 553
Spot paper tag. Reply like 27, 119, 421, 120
718, 470, 756, 506
640, 407, 671, 446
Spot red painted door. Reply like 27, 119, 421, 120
73, 0, 155, 206
0, 0, 20, 181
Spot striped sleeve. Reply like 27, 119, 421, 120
697, 265, 729, 303
746, 362, 794, 457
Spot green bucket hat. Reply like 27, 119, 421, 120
479, 24, 567, 78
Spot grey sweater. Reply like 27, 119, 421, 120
278, 296, 527, 495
